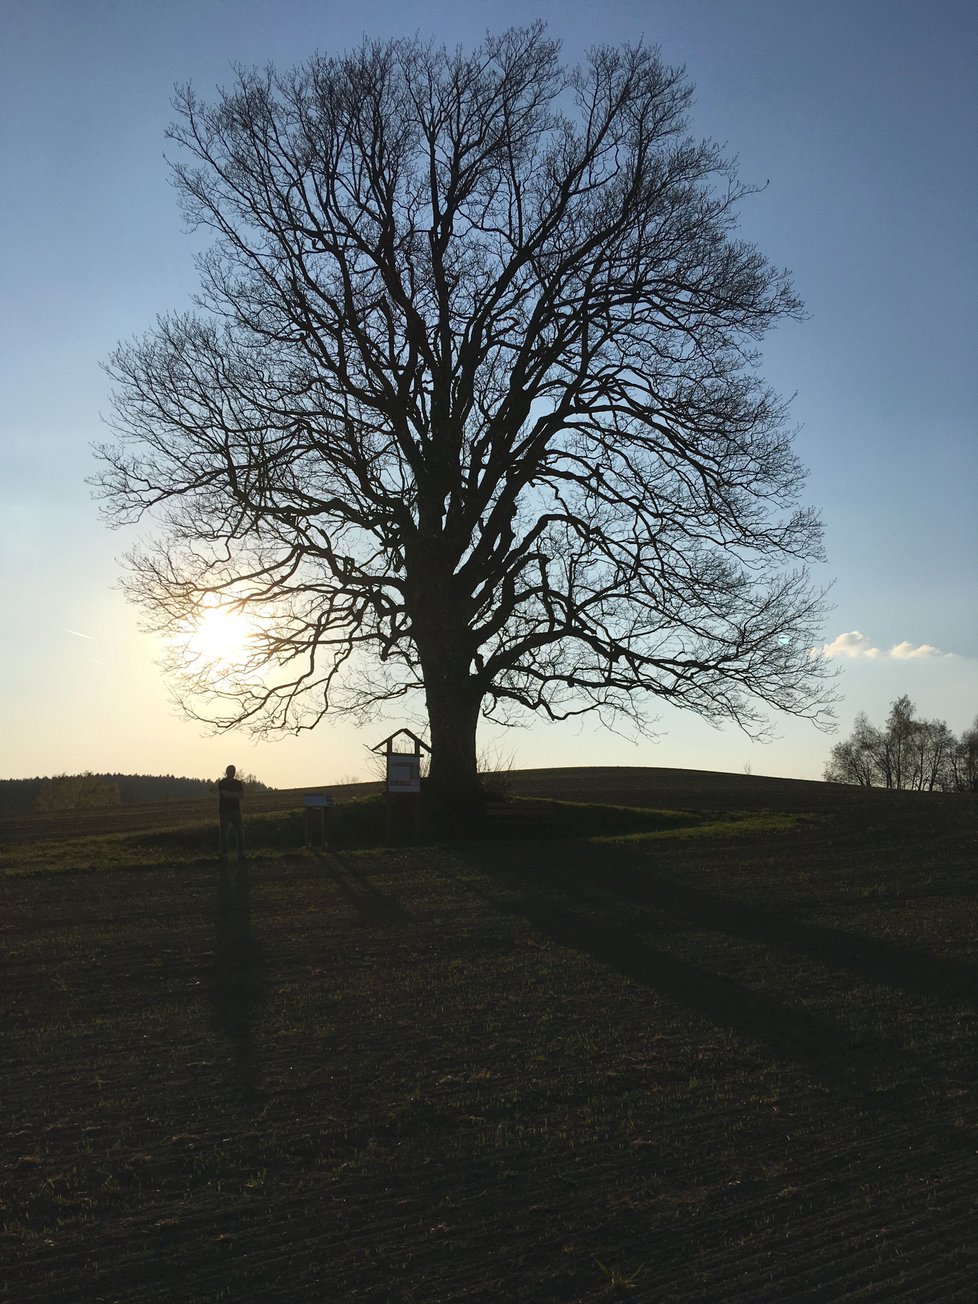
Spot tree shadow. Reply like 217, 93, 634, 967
438, 841, 978, 1101
325, 855, 410, 925
556, 841, 978, 1010
207, 862, 265, 1103
602, 856, 978, 1011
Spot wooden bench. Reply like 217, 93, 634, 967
483, 800, 559, 836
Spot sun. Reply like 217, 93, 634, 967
186, 598, 255, 666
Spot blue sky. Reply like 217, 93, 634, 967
1, 0, 975, 788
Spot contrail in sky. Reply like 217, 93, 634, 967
62, 628, 93, 640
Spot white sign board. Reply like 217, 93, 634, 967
303, 793, 334, 808
387, 753, 421, 793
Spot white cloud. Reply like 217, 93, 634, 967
823, 630, 881, 659
823, 630, 948, 661
889, 640, 943, 659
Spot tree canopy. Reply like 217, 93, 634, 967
93, 25, 836, 798
824, 696, 978, 792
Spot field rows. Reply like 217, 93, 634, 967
2, 772, 977, 1300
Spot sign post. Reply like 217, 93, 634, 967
303, 792, 334, 847
370, 728, 430, 843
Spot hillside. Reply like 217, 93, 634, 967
0, 763, 971, 853
510, 764, 896, 810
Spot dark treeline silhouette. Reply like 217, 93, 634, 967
824, 695, 978, 792
0, 772, 274, 817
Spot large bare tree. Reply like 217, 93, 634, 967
93, 25, 836, 800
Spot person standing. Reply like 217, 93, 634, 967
218, 764, 246, 862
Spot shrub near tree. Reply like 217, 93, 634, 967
824, 695, 978, 792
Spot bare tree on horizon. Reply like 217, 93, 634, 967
824, 696, 977, 792
92, 24, 836, 803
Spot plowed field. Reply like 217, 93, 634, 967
2, 768, 977, 1301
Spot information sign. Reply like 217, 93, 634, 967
387, 754, 421, 793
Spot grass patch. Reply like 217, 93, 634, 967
501, 799, 713, 840
593, 809, 817, 842
0, 796, 803, 876
0, 829, 203, 876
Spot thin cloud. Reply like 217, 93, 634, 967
889, 640, 943, 659
823, 630, 948, 660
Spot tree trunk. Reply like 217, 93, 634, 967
424, 672, 482, 803
407, 536, 484, 807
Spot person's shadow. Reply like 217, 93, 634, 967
208, 862, 265, 1103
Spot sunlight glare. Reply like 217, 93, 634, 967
186, 599, 255, 666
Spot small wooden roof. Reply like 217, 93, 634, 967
370, 727, 431, 754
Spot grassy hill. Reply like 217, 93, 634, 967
0, 763, 945, 853
2, 768, 976, 1301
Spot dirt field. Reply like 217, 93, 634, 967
2, 768, 977, 1301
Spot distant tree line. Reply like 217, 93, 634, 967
0, 772, 273, 817
34, 774, 121, 811
824, 696, 978, 792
